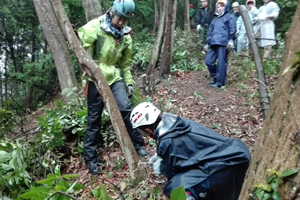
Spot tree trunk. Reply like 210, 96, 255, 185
146, 0, 167, 75
33, 0, 78, 103
239, 5, 269, 119
0, 66, 2, 107
184, 0, 191, 31
153, 0, 159, 35
50, 0, 146, 181
170, 0, 177, 53
239, 1, 300, 199
81, 0, 102, 22
4, 55, 7, 103
209, 0, 217, 14
159, 0, 174, 79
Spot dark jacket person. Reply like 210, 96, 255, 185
130, 102, 251, 200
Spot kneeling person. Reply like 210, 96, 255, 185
130, 102, 251, 200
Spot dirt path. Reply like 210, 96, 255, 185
143, 70, 263, 153
69, 66, 275, 199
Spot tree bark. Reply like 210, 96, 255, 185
159, 0, 174, 78
170, 0, 178, 53
153, 0, 159, 35
4, 55, 7, 103
239, 1, 300, 199
208, 0, 217, 14
184, 0, 191, 31
50, 0, 145, 181
33, 0, 78, 103
239, 5, 269, 119
146, 0, 167, 75
81, 0, 102, 22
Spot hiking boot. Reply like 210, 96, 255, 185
209, 79, 216, 84
210, 83, 221, 88
88, 161, 104, 175
135, 145, 150, 157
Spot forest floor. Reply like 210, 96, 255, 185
22, 54, 277, 199
58, 55, 277, 199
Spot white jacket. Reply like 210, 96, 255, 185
257, 1, 280, 47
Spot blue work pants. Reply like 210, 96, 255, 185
205, 45, 228, 86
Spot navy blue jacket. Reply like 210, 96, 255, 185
156, 113, 251, 197
206, 2, 236, 46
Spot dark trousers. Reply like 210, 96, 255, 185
84, 81, 145, 164
205, 45, 228, 86
192, 163, 249, 200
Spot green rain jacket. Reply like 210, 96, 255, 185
78, 14, 134, 86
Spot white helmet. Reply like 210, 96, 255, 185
232, 2, 239, 7
130, 102, 161, 129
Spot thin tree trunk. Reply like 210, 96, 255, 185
159, 0, 174, 78
153, 0, 159, 34
33, 0, 78, 103
184, 0, 191, 31
239, 5, 269, 118
239, 1, 300, 199
170, 0, 177, 53
81, 0, 102, 22
4, 55, 7, 103
0, 66, 2, 107
50, 0, 146, 181
146, 0, 167, 75
26, 32, 38, 114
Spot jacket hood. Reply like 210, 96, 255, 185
214, 0, 230, 17
156, 113, 189, 139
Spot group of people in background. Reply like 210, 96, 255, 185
190, 0, 280, 88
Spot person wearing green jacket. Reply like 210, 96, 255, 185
78, 0, 149, 175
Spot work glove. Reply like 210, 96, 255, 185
196, 24, 202, 32
127, 85, 133, 98
259, 15, 267, 21
148, 153, 162, 164
235, 30, 239, 38
252, 17, 259, 25
153, 158, 163, 175
203, 44, 209, 53
227, 39, 234, 51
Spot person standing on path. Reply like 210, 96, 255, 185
204, 0, 236, 88
255, 0, 280, 62
195, 0, 213, 53
78, 0, 149, 175
190, 4, 196, 29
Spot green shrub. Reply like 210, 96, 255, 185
19, 165, 83, 200
0, 139, 33, 199
170, 29, 205, 73
0, 108, 15, 136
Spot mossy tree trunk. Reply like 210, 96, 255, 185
239, 1, 300, 199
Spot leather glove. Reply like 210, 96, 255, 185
127, 85, 133, 98
196, 24, 202, 32
227, 39, 234, 51
203, 44, 209, 53
148, 153, 162, 164
153, 158, 163, 175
